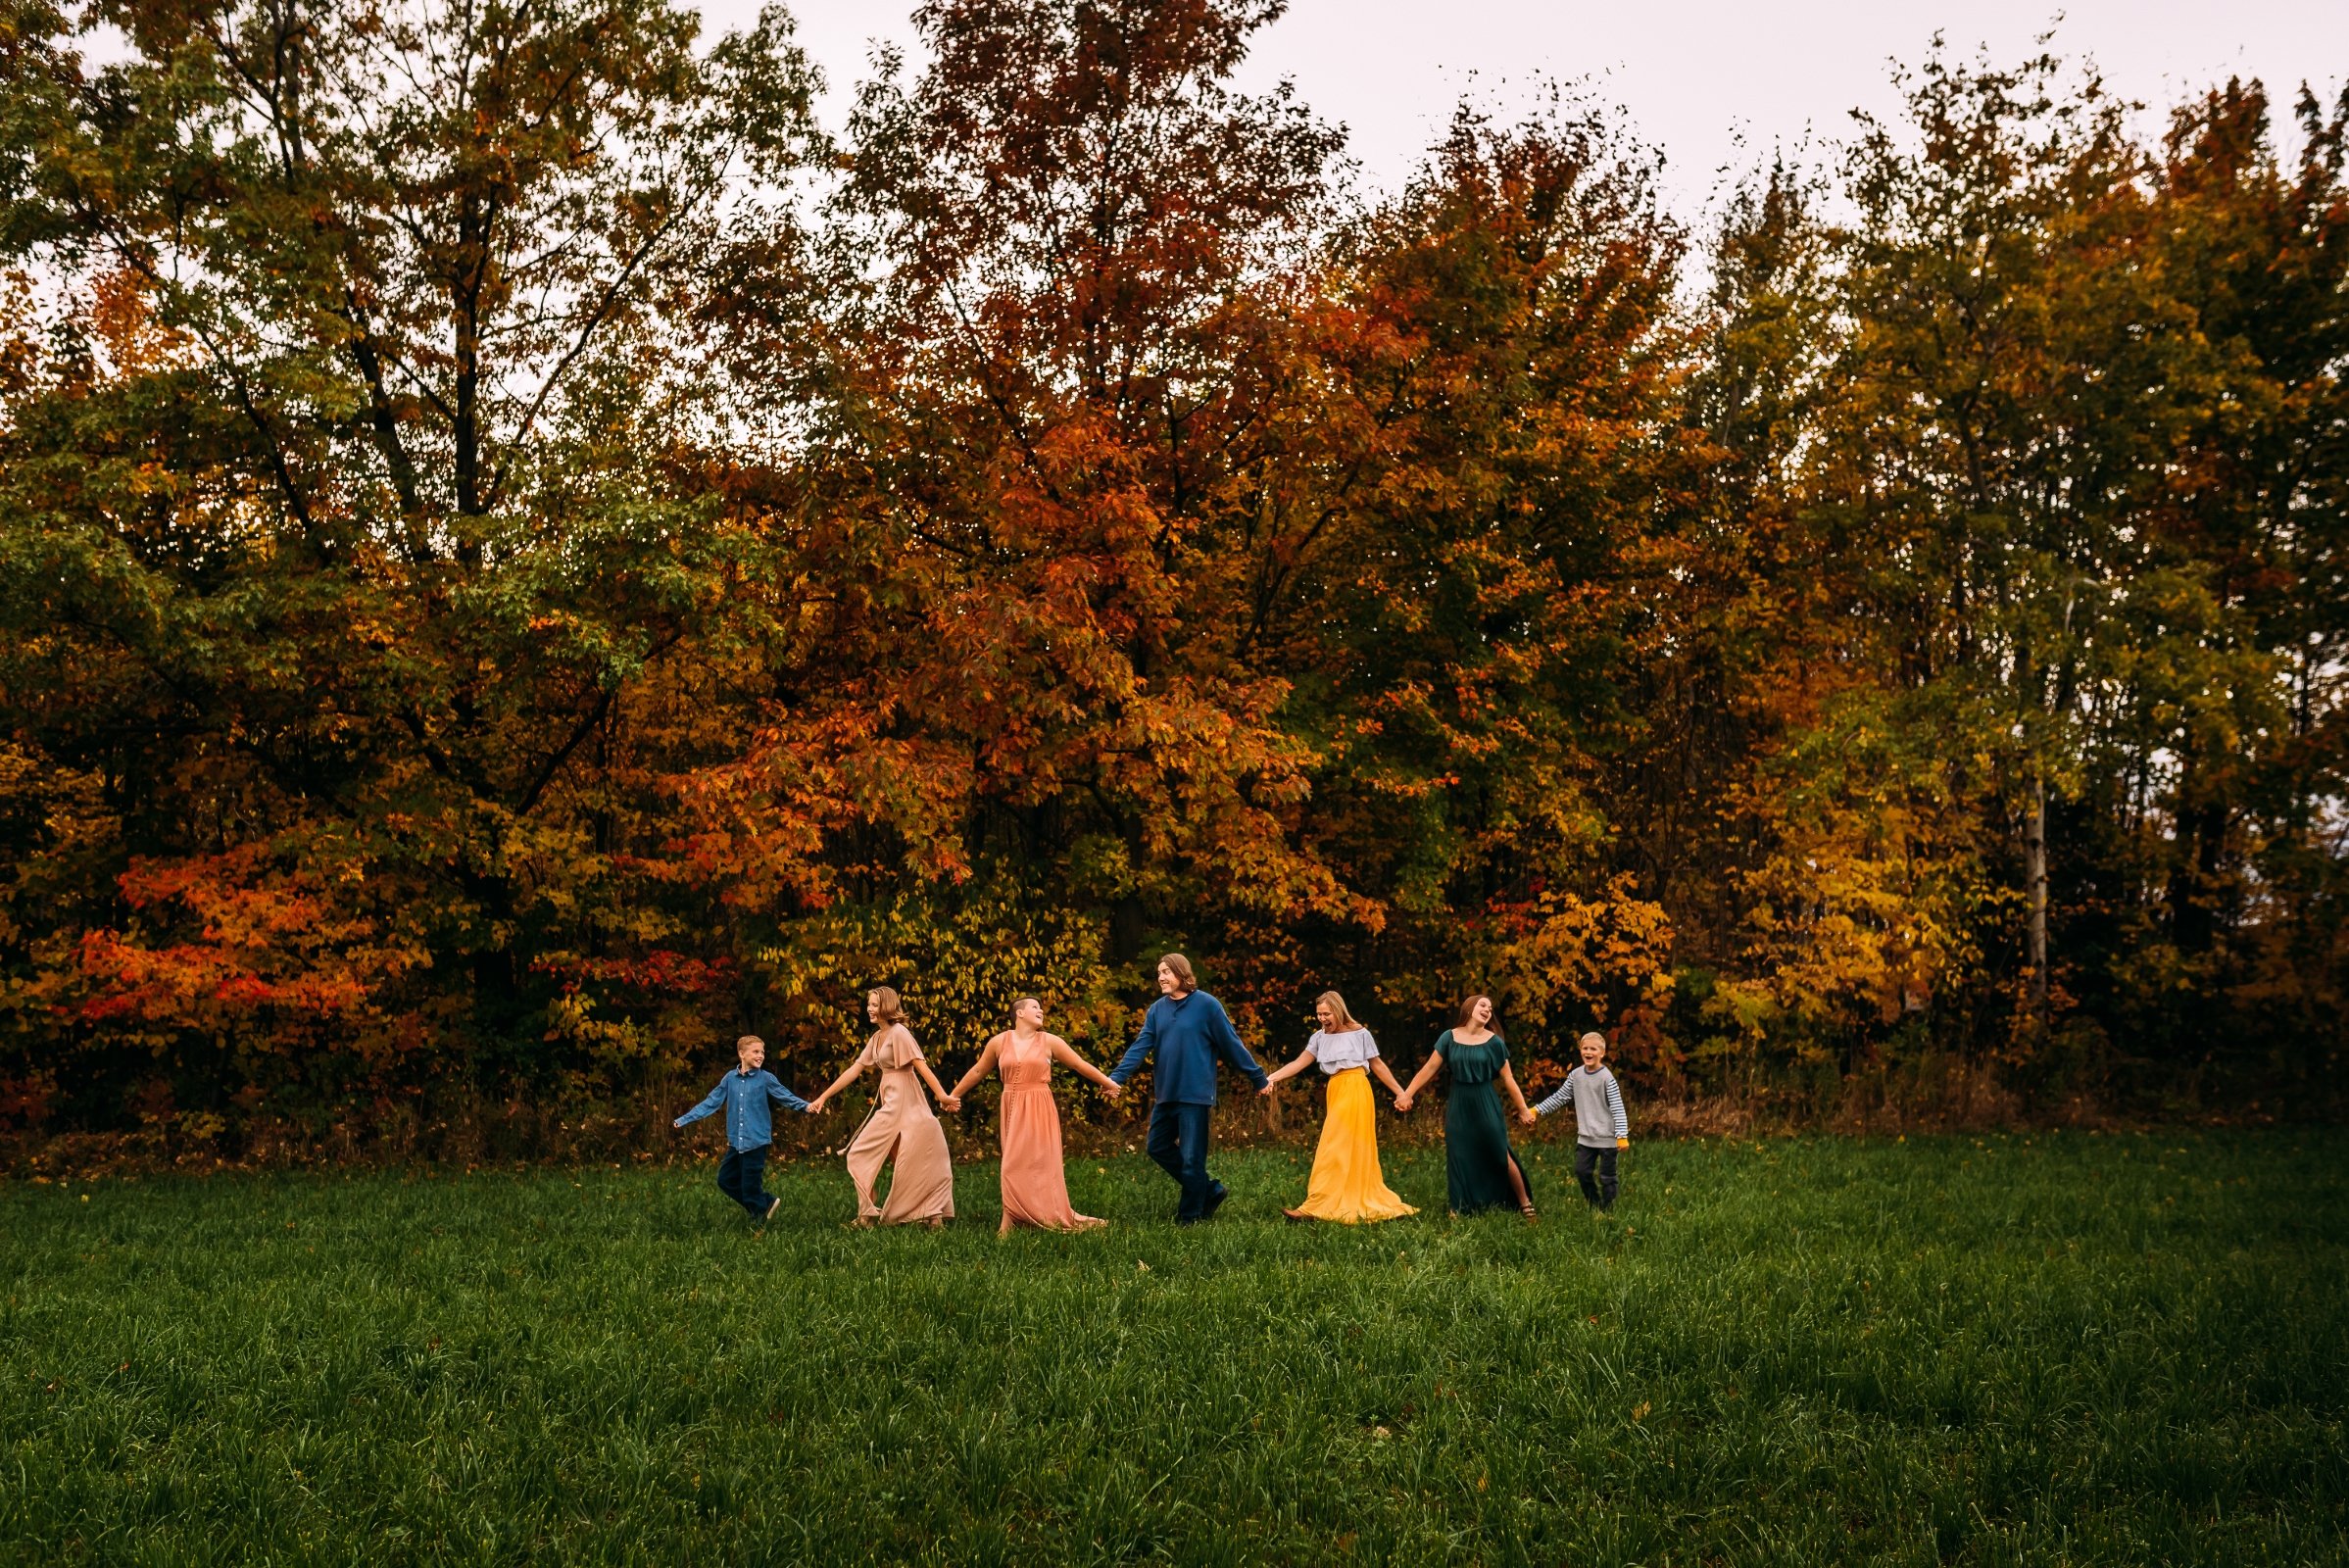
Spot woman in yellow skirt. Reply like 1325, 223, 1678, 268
1259, 991, 1417, 1223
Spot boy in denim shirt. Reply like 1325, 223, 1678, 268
674, 1035, 813, 1223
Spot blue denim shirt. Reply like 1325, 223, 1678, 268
674, 1068, 808, 1151
1109, 990, 1268, 1105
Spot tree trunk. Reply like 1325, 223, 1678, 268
2026, 772, 2049, 1024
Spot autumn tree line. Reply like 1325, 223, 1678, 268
0, 0, 2341, 1154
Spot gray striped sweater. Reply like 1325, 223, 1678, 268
1533, 1064, 1629, 1148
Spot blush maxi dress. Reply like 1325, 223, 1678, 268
843, 1030, 956, 1225
992, 1032, 1106, 1233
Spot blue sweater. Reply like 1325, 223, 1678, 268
1109, 990, 1268, 1105
674, 1068, 808, 1151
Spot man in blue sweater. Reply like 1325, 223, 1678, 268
1109, 954, 1269, 1224
673, 1034, 813, 1223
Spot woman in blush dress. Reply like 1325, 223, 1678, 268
1395, 993, 1538, 1218
947, 997, 1122, 1235
806, 987, 957, 1227
1258, 991, 1417, 1224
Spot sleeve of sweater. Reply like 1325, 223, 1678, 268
1208, 997, 1269, 1088
1531, 1079, 1574, 1118
1109, 1004, 1158, 1086
1604, 1073, 1629, 1139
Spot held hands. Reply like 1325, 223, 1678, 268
1393, 1093, 1413, 1112
940, 1095, 962, 1113
1257, 1081, 1277, 1098
1101, 1081, 1122, 1102
1519, 1106, 1538, 1126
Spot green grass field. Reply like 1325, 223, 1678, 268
2, 1131, 2342, 1565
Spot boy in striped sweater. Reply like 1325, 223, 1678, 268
1532, 1030, 1631, 1211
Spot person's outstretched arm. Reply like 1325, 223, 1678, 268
805, 1053, 868, 1114
762, 1072, 809, 1113
1259, 1047, 1318, 1094
673, 1079, 726, 1129
1395, 1040, 1446, 1111
1207, 997, 1269, 1090
912, 1049, 959, 1112
1530, 1077, 1574, 1118
948, 1036, 1005, 1103
1368, 1054, 1406, 1099
1498, 1062, 1535, 1125
1046, 1035, 1121, 1097
1107, 1005, 1159, 1087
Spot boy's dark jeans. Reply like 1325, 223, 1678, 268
717, 1143, 777, 1219
1574, 1144, 1620, 1210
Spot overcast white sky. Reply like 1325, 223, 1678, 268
696, 0, 2346, 214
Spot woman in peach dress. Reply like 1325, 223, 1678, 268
806, 987, 957, 1227
948, 997, 1121, 1234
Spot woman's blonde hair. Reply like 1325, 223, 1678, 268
866, 986, 905, 1025
1313, 991, 1359, 1031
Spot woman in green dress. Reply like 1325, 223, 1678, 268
1395, 994, 1538, 1217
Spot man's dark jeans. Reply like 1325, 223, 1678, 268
1574, 1144, 1620, 1210
717, 1143, 777, 1220
1146, 1102, 1224, 1222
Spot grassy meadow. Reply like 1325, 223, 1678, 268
1, 1130, 2342, 1565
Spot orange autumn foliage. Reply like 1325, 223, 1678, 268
0, 4, 2341, 1148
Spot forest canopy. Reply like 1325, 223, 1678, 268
1, 0, 2343, 1147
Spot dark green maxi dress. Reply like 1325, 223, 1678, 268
1436, 1029, 1532, 1214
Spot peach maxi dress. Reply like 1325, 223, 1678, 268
844, 1029, 955, 1225
995, 1032, 1104, 1233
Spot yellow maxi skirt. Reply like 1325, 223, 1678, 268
1294, 1068, 1418, 1223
